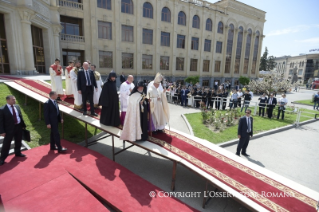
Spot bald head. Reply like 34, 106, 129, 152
83, 62, 89, 70
127, 75, 134, 83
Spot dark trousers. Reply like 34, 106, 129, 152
208, 100, 214, 109
229, 101, 237, 109
50, 123, 62, 150
222, 99, 227, 110
181, 96, 187, 106
82, 86, 94, 113
237, 98, 242, 107
236, 134, 250, 155
267, 107, 274, 118
0, 123, 22, 161
277, 108, 285, 120
259, 105, 266, 116
216, 101, 220, 110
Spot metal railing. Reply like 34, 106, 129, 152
58, 0, 83, 10
60, 34, 85, 43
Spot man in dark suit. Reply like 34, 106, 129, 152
0, 95, 27, 165
180, 86, 189, 107
77, 62, 98, 116
267, 93, 277, 119
120, 72, 126, 84
44, 91, 67, 153
236, 109, 253, 157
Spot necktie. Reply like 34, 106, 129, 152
247, 117, 251, 133
11, 105, 18, 124
54, 101, 59, 115
85, 71, 91, 86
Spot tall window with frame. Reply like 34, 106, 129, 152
215, 61, 221, 72
225, 24, 234, 73
161, 7, 171, 22
161, 32, 170, 47
31, 25, 45, 73
60, 16, 82, 36
0, 14, 10, 74
177, 34, 185, 49
176, 57, 184, 71
190, 59, 198, 71
143, 2, 153, 19
235, 26, 243, 74
97, 0, 111, 10
204, 39, 211, 52
202, 80, 209, 87
122, 25, 133, 42
99, 51, 113, 68
244, 29, 252, 74
203, 60, 210, 72
217, 21, 223, 34
216, 41, 222, 53
206, 18, 212, 31
192, 15, 200, 29
122, 53, 133, 69
251, 31, 260, 74
98, 21, 112, 40
143, 29, 153, 45
121, 0, 133, 14
178, 11, 186, 26
191, 37, 199, 50
142, 55, 153, 69
160, 56, 169, 70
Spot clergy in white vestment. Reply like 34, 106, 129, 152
49, 58, 64, 100
70, 61, 82, 110
90, 64, 104, 108
147, 73, 170, 133
119, 75, 135, 125
65, 61, 74, 98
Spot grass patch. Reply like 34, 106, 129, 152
294, 99, 313, 106
0, 83, 100, 148
185, 107, 314, 144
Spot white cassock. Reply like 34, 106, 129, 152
70, 69, 82, 109
147, 81, 170, 130
49, 67, 64, 96
120, 81, 135, 112
93, 71, 104, 107
65, 67, 73, 98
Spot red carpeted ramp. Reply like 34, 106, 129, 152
0, 140, 197, 212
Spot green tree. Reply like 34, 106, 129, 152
267, 56, 276, 71
239, 76, 250, 85
185, 76, 200, 85
259, 47, 268, 71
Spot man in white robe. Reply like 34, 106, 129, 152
147, 73, 170, 133
49, 58, 64, 100
119, 75, 135, 125
65, 61, 74, 98
91, 64, 103, 108
70, 61, 82, 110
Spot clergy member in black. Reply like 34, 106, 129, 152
236, 109, 253, 157
99, 71, 120, 127
0, 95, 27, 166
77, 62, 98, 116
44, 91, 67, 153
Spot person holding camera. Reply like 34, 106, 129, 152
277, 94, 288, 120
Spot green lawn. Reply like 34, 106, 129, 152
185, 108, 314, 144
293, 99, 313, 106
0, 83, 100, 148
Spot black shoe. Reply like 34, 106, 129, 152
0, 160, 4, 166
91, 113, 98, 117
236, 153, 240, 157
15, 153, 26, 157
242, 153, 250, 157
58, 148, 67, 153
83, 112, 88, 116
50, 147, 58, 150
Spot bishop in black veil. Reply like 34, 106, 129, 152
99, 71, 120, 127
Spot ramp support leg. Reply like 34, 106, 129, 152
24, 95, 27, 106
171, 161, 177, 191
112, 135, 115, 161
61, 112, 64, 139
85, 123, 88, 147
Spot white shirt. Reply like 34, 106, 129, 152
249, 91, 254, 98
237, 92, 243, 98
7, 104, 21, 124
246, 116, 251, 133
279, 97, 288, 108
84, 69, 91, 86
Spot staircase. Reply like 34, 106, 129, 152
0, 136, 31, 156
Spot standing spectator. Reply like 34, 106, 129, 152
229, 90, 238, 110
241, 90, 251, 112
248, 89, 254, 99
306, 82, 309, 89
214, 81, 218, 91
236, 109, 253, 157
120, 72, 126, 84
237, 89, 243, 108
216, 90, 222, 110
180, 86, 189, 107
0, 95, 27, 166
235, 84, 239, 91
267, 93, 277, 119
258, 93, 268, 117
277, 94, 288, 120
222, 89, 229, 110
314, 92, 319, 110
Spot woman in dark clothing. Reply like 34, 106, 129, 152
222, 89, 228, 110
258, 93, 268, 117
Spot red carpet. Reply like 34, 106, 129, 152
1, 76, 317, 211
0, 140, 197, 212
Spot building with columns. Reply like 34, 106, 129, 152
0, 0, 266, 87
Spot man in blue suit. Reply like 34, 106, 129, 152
236, 109, 253, 157
180, 86, 189, 107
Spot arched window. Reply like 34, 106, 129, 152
192, 15, 200, 29
178, 11, 186, 26
143, 2, 153, 19
235, 26, 243, 73
161, 7, 171, 22
206, 18, 212, 31
217, 21, 223, 34
225, 24, 234, 73
244, 29, 252, 74
121, 0, 133, 14
251, 31, 260, 74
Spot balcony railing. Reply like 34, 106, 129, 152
58, 0, 83, 10
60, 34, 85, 43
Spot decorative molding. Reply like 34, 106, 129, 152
32, 0, 50, 19
52, 25, 63, 36
18, 9, 36, 23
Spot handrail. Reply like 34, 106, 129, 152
60, 34, 85, 43
58, 0, 83, 10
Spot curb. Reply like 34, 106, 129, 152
291, 102, 314, 107
181, 114, 194, 136
218, 118, 318, 148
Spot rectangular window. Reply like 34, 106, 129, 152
60, 16, 83, 36
191, 37, 199, 50
122, 25, 133, 42
98, 21, 112, 40
298, 69, 303, 75
215, 61, 221, 72
161, 32, 170, 47
143, 29, 153, 45
122, 53, 133, 69
142, 54, 153, 69
97, 0, 111, 10
216, 41, 222, 53
204, 39, 211, 52
190, 59, 198, 71
289, 69, 293, 75
176, 57, 184, 71
177, 34, 185, 49
202, 80, 209, 87
160, 56, 169, 70
99, 51, 113, 68
203, 60, 210, 72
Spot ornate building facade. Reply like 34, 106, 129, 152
0, 0, 266, 87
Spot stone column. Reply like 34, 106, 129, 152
230, 28, 238, 78
221, 25, 229, 77
248, 33, 256, 76
52, 25, 62, 59
18, 9, 36, 73
256, 35, 265, 78
239, 30, 247, 75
